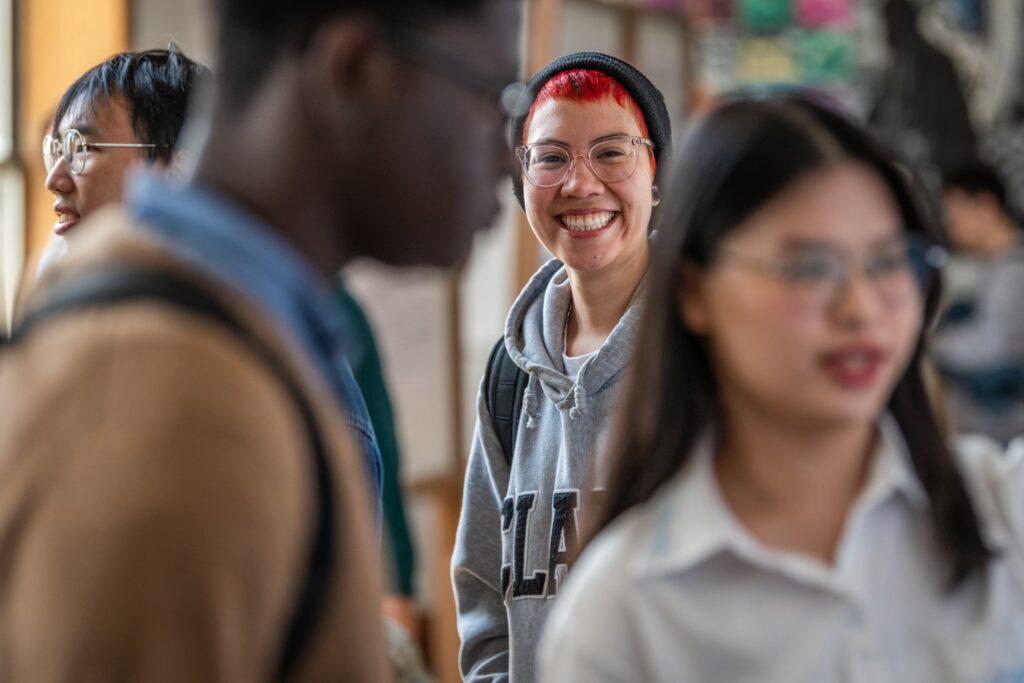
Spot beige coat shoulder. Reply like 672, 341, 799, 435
0, 208, 389, 682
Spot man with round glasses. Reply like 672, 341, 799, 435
31, 46, 208, 284
41, 45, 208, 241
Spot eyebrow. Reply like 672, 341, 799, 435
55, 122, 100, 137
777, 238, 837, 253
527, 132, 635, 147
778, 232, 906, 253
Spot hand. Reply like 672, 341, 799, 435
383, 594, 421, 642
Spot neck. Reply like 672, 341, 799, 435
715, 401, 876, 563
192, 79, 350, 279
979, 219, 1019, 257
564, 242, 648, 356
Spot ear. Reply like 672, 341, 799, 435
977, 191, 1003, 218
298, 16, 381, 126
678, 261, 710, 334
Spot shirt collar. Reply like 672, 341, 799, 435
125, 172, 368, 426
127, 170, 352, 355
863, 413, 929, 511
634, 413, 930, 581
124, 171, 383, 515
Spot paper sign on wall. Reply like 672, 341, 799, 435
736, 36, 796, 82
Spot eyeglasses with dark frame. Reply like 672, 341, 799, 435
384, 26, 528, 118
42, 129, 168, 175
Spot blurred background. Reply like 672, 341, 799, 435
2, 0, 1022, 680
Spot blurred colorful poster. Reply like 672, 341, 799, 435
739, 0, 791, 33
795, 0, 854, 28
736, 37, 796, 82
793, 30, 855, 83
686, 0, 734, 21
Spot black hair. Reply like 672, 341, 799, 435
943, 160, 1008, 208
591, 96, 993, 588
884, 0, 922, 45
885, 0, 919, 22
52, 45, 210, 164
212, 0, 488, 110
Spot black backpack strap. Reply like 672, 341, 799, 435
483, 337, 528, 468
9, 267, 332, 682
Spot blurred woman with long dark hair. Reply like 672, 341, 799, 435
539, 96, 1023, 681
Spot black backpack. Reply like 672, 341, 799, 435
483, 337, 528, 468
5, 267, 332, 682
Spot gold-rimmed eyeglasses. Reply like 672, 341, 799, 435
42, 129, 167, 175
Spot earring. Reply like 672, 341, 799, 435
652, 185, 661, 206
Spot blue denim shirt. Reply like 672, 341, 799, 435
127, 172, 383, 518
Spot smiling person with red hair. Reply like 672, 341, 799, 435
452, 53, 672, 683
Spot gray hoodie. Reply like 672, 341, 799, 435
452, 257, 646, 682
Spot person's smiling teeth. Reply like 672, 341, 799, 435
560, 212, 616, 231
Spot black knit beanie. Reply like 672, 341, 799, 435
510, 52, 672, 210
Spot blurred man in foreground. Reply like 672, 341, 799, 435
0, 0, 522, 679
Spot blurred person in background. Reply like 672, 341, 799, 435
0, 0, 522, 680
35, 46, 208, 277
452, 52, 671, 682
540, 96, 1022, 681
932, 161, 1024, 445
869, 0, 977, 175
333, 280, 432, 682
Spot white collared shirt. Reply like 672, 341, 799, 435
539, 418, 1024, 683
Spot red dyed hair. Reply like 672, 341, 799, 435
523, 69, 655, 174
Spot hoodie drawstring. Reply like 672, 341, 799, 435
523, 375, 538, 429
522, 372, 587, 425
568, 383, 585, 420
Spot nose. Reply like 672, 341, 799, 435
560, 155, 604, 198
44, 157, 74, 195
829, 268, 883, 327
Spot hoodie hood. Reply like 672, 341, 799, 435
504, 258, 647, 424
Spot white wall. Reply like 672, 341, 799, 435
1, 166, 24, 329
131, 0, 213, 63
1, 0, 21, 328
560, 0, 689, 124
344, 180, 521, 480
